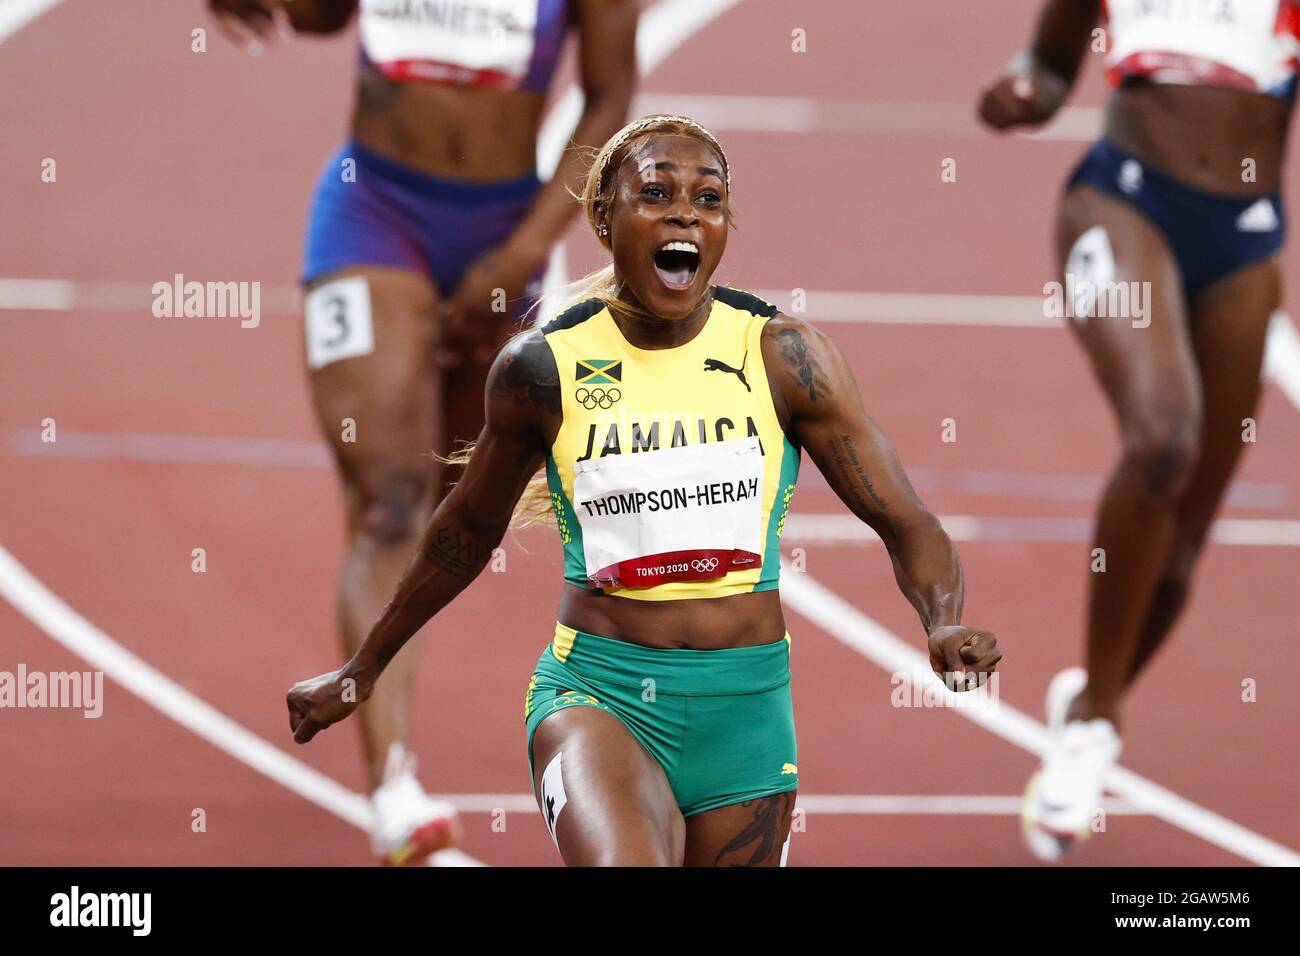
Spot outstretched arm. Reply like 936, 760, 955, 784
762, 315, 1001, 686
287, 330, 561, 741
977, 0, 1102, 131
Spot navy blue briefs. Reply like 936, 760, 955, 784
1067, 138, 1285, 300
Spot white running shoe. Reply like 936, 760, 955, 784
370, 743, 460, 866
1021, 667, 1121, 862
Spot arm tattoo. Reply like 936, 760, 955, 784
829, 434, 887, 511
492, 333, 561, 415
774, 328, 830, 402
423, 525, 490, 578
712, 792, 795, 867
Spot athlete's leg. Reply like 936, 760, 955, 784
306, 265, 443, 791
1059, 187, 1202, 729
531, 707, 685, 866
682, 792, 796, 867
1124, 258, 1279, 684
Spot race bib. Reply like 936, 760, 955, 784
305, 276, 375, 369
572, 437, 765, 590
359, 0, 540, 87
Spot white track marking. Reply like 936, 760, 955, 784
783, 514, 1300, 548
779, 567, 1300, 867
0, 277, 75, 309
0, 0, 64, 41
0, 276, 299, 313
628, 93, 1104, 141
12, 429, 333, 468
796, 795, 1144, 815
0, 542, 483, 866
429, 793, 1146, 815
754, 289, 1054, 326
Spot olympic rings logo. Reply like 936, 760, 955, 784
691, 557, 720, 573
575, 386, 621, 409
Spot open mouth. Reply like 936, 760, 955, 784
652, 241, 700, 291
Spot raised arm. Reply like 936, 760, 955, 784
287, 330, 561, 741
977, 0, 1102, 131
762, 315, 1001, 686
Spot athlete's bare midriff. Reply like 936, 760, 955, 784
351, 69, 546, 179
1104, 83, 1292, 195
557, 585, 789, 650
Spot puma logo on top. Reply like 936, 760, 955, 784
703, 350, 750, 392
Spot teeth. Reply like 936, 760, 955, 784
659, 241, 698, 254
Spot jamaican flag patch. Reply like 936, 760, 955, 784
575, 359, 622, 384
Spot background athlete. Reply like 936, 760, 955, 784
284, 115, 1002, 866
978, 0, 1292, 859
209, 0, 637, 864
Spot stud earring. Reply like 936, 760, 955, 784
598, 224, 609, 237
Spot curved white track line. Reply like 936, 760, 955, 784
0, 0, 64, 41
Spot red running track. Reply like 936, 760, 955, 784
1, 0, 1297, 866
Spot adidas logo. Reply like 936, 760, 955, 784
1236, 198, 1279, 233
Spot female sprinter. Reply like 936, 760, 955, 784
285, 115, 1002, 867
209, 0, 636, 863
979, 1, 1292, 860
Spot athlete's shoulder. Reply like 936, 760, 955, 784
761, 310, 831, 353
761, 311, 836, 412
488, 327, 562, 420
540, 296, 607, 336
712, 285, 778, 318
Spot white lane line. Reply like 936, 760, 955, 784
0, 542, 484, 867
779, 566, 1300, 867
783, 513, 1300, 548
0, 0, 64, 41
797, 795, 1145, 815
0, 277, 76, 310
12, 429, 333, 468
431, 792, 1146, 815
753, 289, 1054, 327
628, 93, 1104, 141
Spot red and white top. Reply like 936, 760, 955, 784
1103, 0, 1300, 98
358, 0, 568, 93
